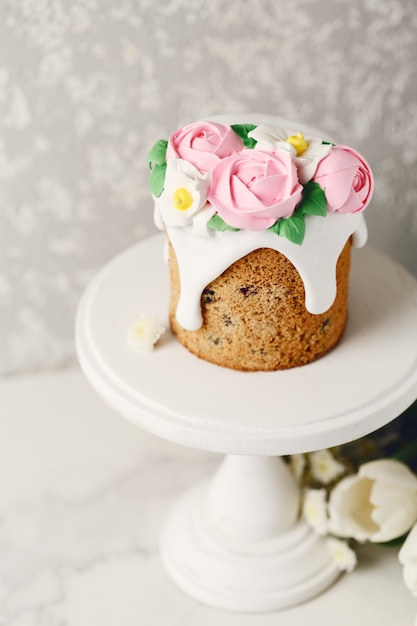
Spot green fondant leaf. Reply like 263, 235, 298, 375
276, 212, 306, 245
267, 220, 281, 236
207, 214, 240, 232
149, 163, 167, 197
147, 139, 168, 169
231, 124, 257, 149
298, 181, 327, 217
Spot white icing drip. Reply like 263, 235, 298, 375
351, 218, 368, 248
167, 212, 367, 331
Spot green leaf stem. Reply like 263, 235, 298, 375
231, 124, 257, 149
271, 212, 306, 245
147, 139, 168, 170
207, 214, 240, 232
149, 163, 167, 197
298, 181, 327, 217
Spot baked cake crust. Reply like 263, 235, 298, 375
169, 240, 351, 371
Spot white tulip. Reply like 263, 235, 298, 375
399, 522, 417, 597
328, 459, 417, 543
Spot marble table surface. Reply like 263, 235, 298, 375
0, 367, 416, 625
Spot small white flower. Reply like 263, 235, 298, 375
127, 315, 165, 353
154, 158, 210, 228
326, 537, 357, 573
328, 459, 417, 543
289, 453, 306, 482
302, 488, 328, 535
309, 449, 345, 485
248, 124, 331, 183
399, 522, 417, 597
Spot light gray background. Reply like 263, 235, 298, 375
1, 0, 416, 376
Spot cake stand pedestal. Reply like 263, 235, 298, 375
76, 234, 417, 613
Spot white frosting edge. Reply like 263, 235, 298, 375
167, 212, 368, 331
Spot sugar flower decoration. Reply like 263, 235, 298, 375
328, 459, 417, 543
302, 488, 329, 536
248, 124, 331, 183
314, 145, 374, 214
326, 537, 357, 573
208, 148, 303, 231
166, 121, 244, 174
148, 121, 373, 245
309, 449, 346, 485
128, 315, 165, 353
154, 158, 211, 228
186, 203, 217, 237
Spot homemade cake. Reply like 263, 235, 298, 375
147, 115, 373, 371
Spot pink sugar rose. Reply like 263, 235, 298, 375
313, 146, 374, 214
208, 149, 303, 231
166, 122, 243, 174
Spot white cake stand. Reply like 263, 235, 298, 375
76, 233, 417, 613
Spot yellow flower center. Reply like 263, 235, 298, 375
173, 187, 193, 211
285, 131, 309, 156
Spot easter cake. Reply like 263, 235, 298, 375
147, 115, 373, 371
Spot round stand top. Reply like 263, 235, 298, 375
76, 234, 417, 456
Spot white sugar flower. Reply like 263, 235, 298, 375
128, 315, 165, 353
328, 459, 417, 543
186, 202, 216, 237
399, 522, 417, 597
248, 124, 331, 183
154, 158, 210, 228
309, 449, 345, 485
326, 537, 357, 573
302, 488, 328, 536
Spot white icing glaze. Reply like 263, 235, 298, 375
167, 212, 368, 331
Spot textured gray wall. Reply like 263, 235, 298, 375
1, 0, 416, 375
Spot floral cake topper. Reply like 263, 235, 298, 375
148, 121, 374, 245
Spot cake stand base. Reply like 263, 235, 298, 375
161, 455, 339, 613
76, 235, 417, 614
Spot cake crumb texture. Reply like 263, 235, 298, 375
169, 241, 351, 371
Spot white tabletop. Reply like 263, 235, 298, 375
0, 369, 416, 625
76, 234, 417, 455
